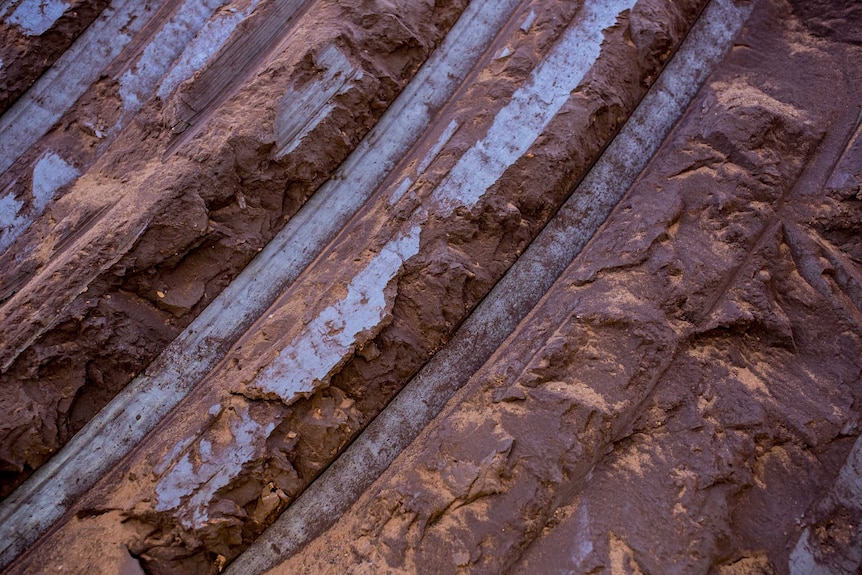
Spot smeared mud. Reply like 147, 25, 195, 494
4, 0, 862, 573
0, 0, 110, 113
2, 1, 706, 573
266, 1, 862, 573
0, 0, 466, 496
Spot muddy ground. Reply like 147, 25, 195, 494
271, 1, 862, 573
0, 0, 468, 496
1, 0, 861, 573
0, 0, 111, 113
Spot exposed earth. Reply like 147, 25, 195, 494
0, 0, 860, 573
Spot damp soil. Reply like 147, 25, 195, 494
0, 0, 468, 498
0, 0, 111, 114
269, 1, 862, 573
1, 1, 707, 573
3, 0, 862, 574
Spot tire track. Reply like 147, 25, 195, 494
1, 0, 702, 572
0, 0, 467, 495
225, 0, 755, 571
0, 0, 522, 567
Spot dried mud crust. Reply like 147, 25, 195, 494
0, 0, 111, 114
2, 1, 706, 574
271, 1, 862, 573
0, 0, 467, 497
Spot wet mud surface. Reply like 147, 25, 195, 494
3, 1, 708, 572
0, 0, 111, 113
1, 0, 862, 573
0, 0, 466, 496
269, 1, 862, 573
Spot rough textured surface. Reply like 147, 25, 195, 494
0, 0, 111, 113
0, 0, 466, 497
3, 0, 862, 573
1, 0, 705, 573
266, 1, 862, 573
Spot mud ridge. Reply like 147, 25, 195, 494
0, 0, 522, 565
2, 0, 861, 573
226, 1, 755, 571
0, 0, 467, 498
266, 1, 862, 572
2, 0, 706, 572
0, 0, 111, 114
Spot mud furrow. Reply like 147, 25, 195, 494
0, 0, 522, 564
0, 0, 165, 176
0, 0, 467, 501
0, 0, 112, 114
1, 0, 707, 572
266, 2, 862, 572
2, 0, 861, 573
226, 1, 754, 571
164, 0, 313, 154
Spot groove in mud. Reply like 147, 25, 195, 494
225, 1, 755, 571
0, 0, 161, 175
3, 0, 860, 573
0, 0, 112, 114
164, 0, 312, 154
264, 1, 862, 571
1, 1, 709, 572
0, 0, 515, 566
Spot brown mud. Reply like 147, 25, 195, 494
0, 0, 466, 497
2, 1, 706, 573
268, 1, 862, 573
0, 0, 111, 114
3, 0, 862, 573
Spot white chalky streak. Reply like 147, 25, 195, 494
154, 405, 276, 528
415, 119, 460, 176
153, 436, 196, 476
0, 0, 160, 176
276, 44, 358, 157
431, 0, 637, 214
6, 0, 68, 35
0, 195, 25, 253
520, 9, 536, 33
571, 505, 595, 568
225, 1, 757, 572
389, 177, 413, 206
120, 0, 230, 111
31, 151, 78, 212
156, 0, 260, 100
249, 225, 422, 403
0, 0, 522, 567
0, 151, 77, 253
388, 119, 460, 206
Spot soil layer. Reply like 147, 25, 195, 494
2, 1, 705, 573
267, 1, 862, 573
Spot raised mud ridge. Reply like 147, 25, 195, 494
2, 0, 862, 574
0, 0, 468, 495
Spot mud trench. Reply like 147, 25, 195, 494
0, 0, 861, 573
